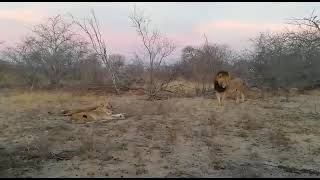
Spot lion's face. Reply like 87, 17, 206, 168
216, 73, 230, 88
105, 101, 113, 110
100, 99, 113, 109
97, 101, 113, 114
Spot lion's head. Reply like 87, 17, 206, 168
214, 71, 231, 92
105, 101, 113, 110
97, 100, 113, 114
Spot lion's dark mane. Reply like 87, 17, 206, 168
214, 71, 230, 93
214, 80, 227, 92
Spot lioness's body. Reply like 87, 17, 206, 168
69, 104, 113, 123
214, 71, 247, 106
62, 101, 124, 123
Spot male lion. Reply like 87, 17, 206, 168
214, 71, 247, 106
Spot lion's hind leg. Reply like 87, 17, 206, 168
234, 89, 240, 104
241, 92, 245, 103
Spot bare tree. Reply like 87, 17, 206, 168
124, 54, 145, 82
109, 54, 125, 73
33, 15, 86, 87
3, 40, 42, 89
71, 10, 121, 94
129, 6, 176, 100
180, 36, 231, 95
288, 9, 320, 32
71, 53, 105, 84
3, 15, 90, 89
248, 27, 320, 89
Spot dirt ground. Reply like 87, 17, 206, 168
1, 88, 320, 178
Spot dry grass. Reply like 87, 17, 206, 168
268, 128, 292, 148
78, 128, 99, 159
3, 90, 104, 112
238, 113, 264, 131
2, 88, 320, 177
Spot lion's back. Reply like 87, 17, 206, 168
229, 77, 246, 92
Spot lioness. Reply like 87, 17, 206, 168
214, 71, 247, 106
62, 100, 125, 123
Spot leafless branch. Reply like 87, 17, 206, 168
71, 9, 120, 93
287, 9, 320, 32
129, 6, 176, 100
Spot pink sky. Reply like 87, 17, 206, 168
0, 9, 42, 23
0, 2, 318, 59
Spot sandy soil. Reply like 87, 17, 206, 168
1, 89, 320, 177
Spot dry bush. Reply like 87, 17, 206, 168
0, 61, 25, 88
179, 39, 233, 96
164, 79, 197, 97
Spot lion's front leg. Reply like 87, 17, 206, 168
241, 92, 245, 102
216, 92, 222, 106
221, 92, 225, 106
235, 90, 240, 104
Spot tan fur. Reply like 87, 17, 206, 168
215, 72, 230, 89
62, 100, 125, 123
214, 71, 247, 106
226, 77, 246, 103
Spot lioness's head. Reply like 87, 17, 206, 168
105, 101, 113, 110
215, 71, 230, 88
97, 100, 113, 113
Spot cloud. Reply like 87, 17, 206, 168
0, 9, 43, 23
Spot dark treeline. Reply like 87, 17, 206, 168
0, 8, 320, 98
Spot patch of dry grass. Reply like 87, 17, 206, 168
2, 88, 320, 177
3, 90, 103, 112
268, 128, 292, 148
79, 128, 98, 159
238, 113, 264, 131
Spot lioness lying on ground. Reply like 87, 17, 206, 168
214, 71, 247, 106
61, 100, 125, 123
